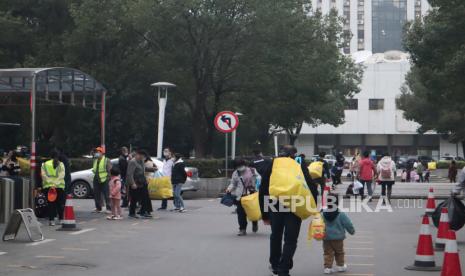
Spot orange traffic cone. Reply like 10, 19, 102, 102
57, 195, 80, 231
425, 188, 436, 214
405, 214, 441, 271
441, 230, 462, 276
322, 186, 331, 210
435, 207, 450, 251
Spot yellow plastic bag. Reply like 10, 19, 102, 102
308, 161, 323, 179
148, 176, 173, 199
428, 162, 437, 170
269, 158, 317, 220
308, 213, 325, 241
240, 192, 262, 221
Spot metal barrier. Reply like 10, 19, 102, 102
0, 178, 15, 224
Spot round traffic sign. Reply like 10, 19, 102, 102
214, 111, 239, 133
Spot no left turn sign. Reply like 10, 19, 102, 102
214, 111, 239, 133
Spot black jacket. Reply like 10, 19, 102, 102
171, 160, 187, 185
118, 155, 128, 179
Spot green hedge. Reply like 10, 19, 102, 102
436, 161, 465, 169
185, 159, 227, 178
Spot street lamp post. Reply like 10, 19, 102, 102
231, 112, 243, 160
151, 82, 176, 159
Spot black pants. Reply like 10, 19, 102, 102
270, 212, 302, 276
129, 187, 150, 215
139, 185, 153, 214
235, 200, 258, 231
381, 181, 394, 202
160, 199, 169, 209
44, 187, 65, 221
93, 179, 111, 211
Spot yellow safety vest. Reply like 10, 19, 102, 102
93, 157, 109, 183
42, 160, 65, 189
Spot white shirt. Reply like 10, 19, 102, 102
162, 158, 174, 177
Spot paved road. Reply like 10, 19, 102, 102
0, 198, 464, 276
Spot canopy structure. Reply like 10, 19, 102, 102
0, 67, 107, 187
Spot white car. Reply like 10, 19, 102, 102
70, 158, 199, 199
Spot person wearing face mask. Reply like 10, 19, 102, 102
119, 147, 130, 208
158, 147, 175, 211
226, 159, 260, 236
41, 150, 66, 226
92, 147, 112, 213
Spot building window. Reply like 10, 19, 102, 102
345, 99, 358, 110
372, 0, 407, 53
369, 99, 384, 110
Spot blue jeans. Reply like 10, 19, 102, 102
173, 183, 184, 209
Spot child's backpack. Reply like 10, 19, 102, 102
308, 213, 326, 241
308, 161, 324, 179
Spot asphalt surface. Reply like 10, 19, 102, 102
0, 198, 464, 276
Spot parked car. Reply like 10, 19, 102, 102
70, 158, 199, 199
439, 155, 465, 162
309, 154, 336, 167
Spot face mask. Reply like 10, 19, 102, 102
95, 153, 101, 158
163, 152, 170, 158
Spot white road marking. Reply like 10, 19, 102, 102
69, 228, 95, 235
131, 222, 139, 226
26, 239, 55, 246
35, 255, 65, 259
61, 247, 89, 251
0, 252, 7, 256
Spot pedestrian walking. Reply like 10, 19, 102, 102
2, 150, 20, 176
107, 167, 123, 220
358, 151, 376, 201
226, 159, 259, 236
449, 161, 458, 183
416, 160, 424, 182
40, 150, 66, 226
401, 169, 407, 182
334, 153, 345, 185
92, 147, 112, 213
126, 150, 151, 218
259, 145, 304, 276
119, 146, 129, 208
322, 195, 355, 274
171, 153, 187, 213
314, 152, 331, 196
349, 155, 360, 182
158, 147, 175, 211
424, 169, 430, 183
376, 153, 396, 204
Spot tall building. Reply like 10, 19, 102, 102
311, 0, 432, 54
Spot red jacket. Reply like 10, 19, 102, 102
359, 158, 375, 181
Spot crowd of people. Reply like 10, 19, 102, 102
35, 146, 187, 225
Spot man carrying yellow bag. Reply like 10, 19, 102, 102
259, 145, 319, 276
226, 159, 261, 236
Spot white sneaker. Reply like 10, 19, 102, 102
324, 268, 333, 274
336, 264, 347, 272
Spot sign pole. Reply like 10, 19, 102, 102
225, 133, 228, 178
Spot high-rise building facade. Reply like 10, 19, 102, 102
311, 0, 432, 54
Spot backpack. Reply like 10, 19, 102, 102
34, 192, 48, 218
380, 163, 392, 179
309, 161, 324, 179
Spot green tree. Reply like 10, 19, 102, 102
399, 0, 465, 156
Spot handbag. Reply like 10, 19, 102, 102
221, 193, 235, 207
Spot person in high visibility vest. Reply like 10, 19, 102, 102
41, 150, 66, 226
92, 147, 112, 213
